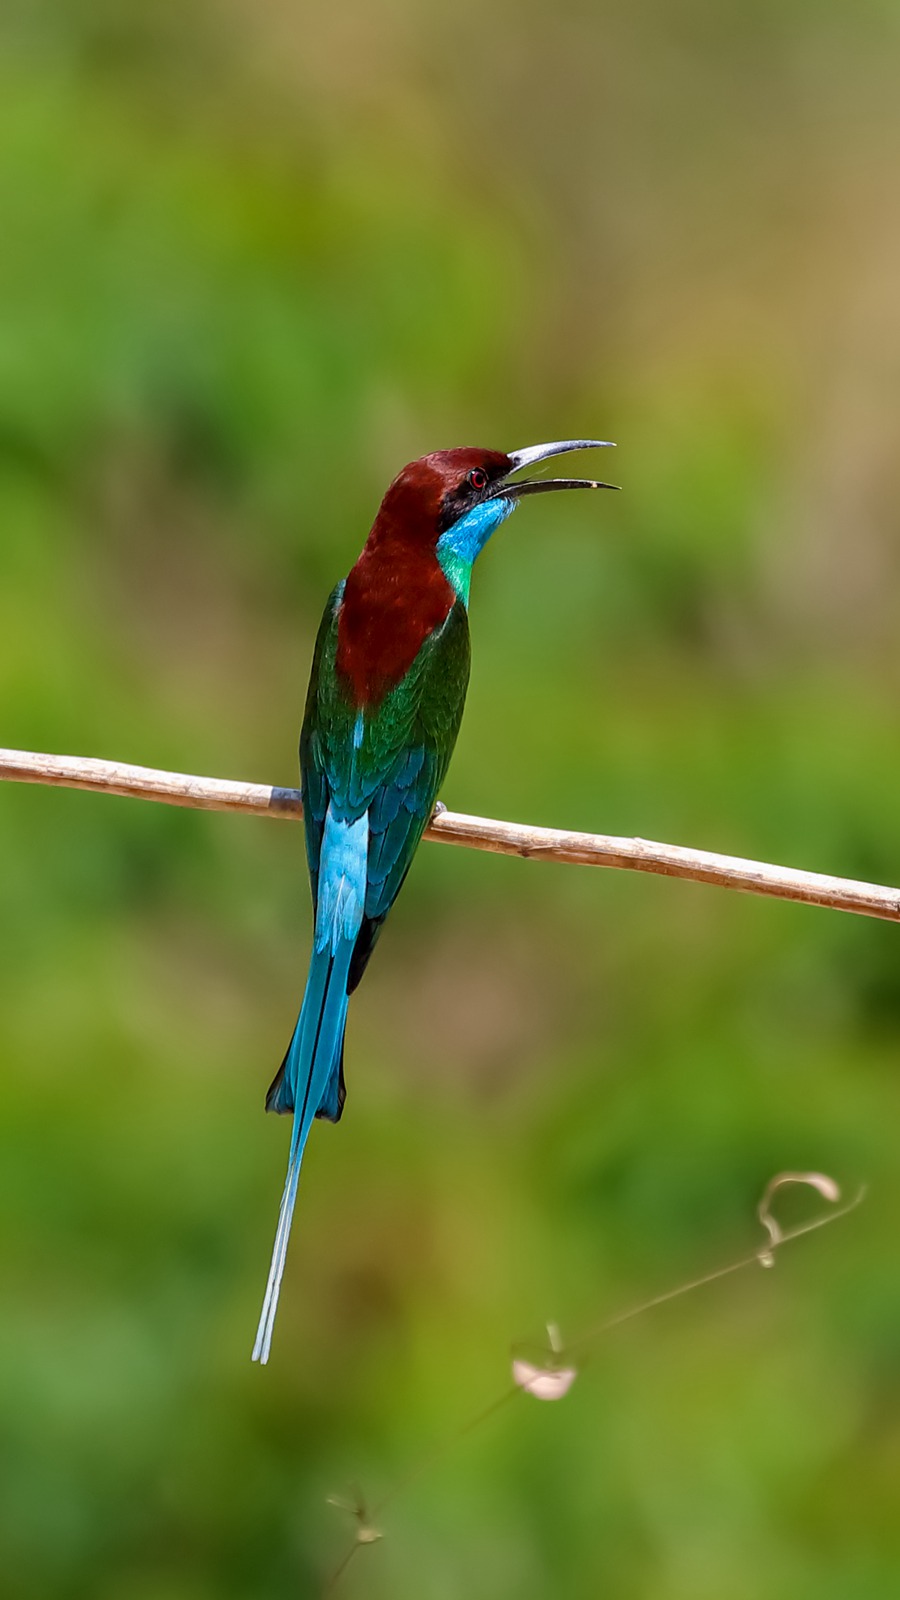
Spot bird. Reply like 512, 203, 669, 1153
252, 439, 617, 1363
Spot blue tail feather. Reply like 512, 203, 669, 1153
252, 807, 368, 1365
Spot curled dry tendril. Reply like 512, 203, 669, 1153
323, 1170, 864, 1594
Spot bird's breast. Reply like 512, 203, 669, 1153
335, 547, 456, 708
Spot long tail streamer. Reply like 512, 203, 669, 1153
253, 808, 367, 1364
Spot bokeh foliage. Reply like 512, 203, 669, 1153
2, 2, 900, 1596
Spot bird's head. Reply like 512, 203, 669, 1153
371, 440, 618, 602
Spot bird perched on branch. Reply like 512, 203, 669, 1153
253, 439, 617, 1362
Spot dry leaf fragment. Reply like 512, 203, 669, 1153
512, 1359, 578, 1400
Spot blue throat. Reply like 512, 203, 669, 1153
436, 496, 515, 604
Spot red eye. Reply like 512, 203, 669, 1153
468, 467, 487, 491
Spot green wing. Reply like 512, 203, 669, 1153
300, 589, 471, 990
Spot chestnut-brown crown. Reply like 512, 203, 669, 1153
368, 448, 512, 549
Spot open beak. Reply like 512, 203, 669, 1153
490, 438, 619, 499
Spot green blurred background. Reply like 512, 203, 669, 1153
2, 2, 900, 1595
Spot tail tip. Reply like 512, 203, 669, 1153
251, 1327, 272, 1365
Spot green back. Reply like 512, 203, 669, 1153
300, 586, 471, 943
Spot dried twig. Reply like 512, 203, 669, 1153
322, 1175, 865, 1593
2, 746, 899, 923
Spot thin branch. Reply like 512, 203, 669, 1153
322, 1176, 864, 1594
2, 746, 899, 924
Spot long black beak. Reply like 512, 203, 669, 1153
490, 438, 619, 499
